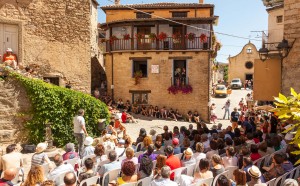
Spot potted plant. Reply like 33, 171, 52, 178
109, 35, 118, 44
200, 33, 208, 49
123, 34, 130, 40
158, 32, 167, 41
134, 70, 143, 85
135, 33, 145, 40
149, 33, 157, 42
185, 33, 196, 41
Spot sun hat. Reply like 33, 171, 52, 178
84, 136, 94, 146
172, 138, 179, 146
36, 143, 47, 153
247, 165, 261, 179
283, 178, 299, 186
6, 48, 12, 52
105, 134, 112, 139
184, 148, 193, 156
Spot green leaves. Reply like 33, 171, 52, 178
9, 72, 109, 147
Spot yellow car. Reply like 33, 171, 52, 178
215, 84, 227, 98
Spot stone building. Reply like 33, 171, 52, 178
254, 0, 300, 101
100, 1, 218, 121
228, 42, 259, 84
0, 0, 99, 92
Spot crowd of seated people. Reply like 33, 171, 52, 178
0, 107, 300, 186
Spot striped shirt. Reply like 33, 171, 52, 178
31, 152, 47, 166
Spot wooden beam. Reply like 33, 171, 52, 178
129, 90, 151, 93
129, 57, 152, 60
168, 56, 193, 60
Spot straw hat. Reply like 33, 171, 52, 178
247, 165, 261, 179
84, 136, 93, 146
36, 143, 47, 153
6, 48, 12, 52
184, 148, 193, 156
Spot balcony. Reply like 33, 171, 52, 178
103, 37, 211, 52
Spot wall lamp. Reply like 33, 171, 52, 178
258, 38, 295, 62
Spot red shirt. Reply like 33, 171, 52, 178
253, 138, 260, 144
166, 155, 181, 180
121, 113, 127, 123
250, 153, 261, 161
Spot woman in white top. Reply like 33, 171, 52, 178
222, 146, 238, 168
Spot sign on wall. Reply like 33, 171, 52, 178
151, 65, 159, 74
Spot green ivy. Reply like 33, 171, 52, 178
9, 72, 110, 147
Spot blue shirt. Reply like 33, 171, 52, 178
173, 147, 181, 155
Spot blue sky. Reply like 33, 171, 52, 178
97, 0, 268, 63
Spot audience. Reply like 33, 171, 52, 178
165, 146, 181, 181
210, 154, 225, 177
82, 137, 95, 157
0, 144, 23, 173
138, 155, 153, 180
180, 148, 196, 167
78, 158, 96, 182
63, 172, 77, 186
31, 143, 51, 167
122, 147, 138, 166
22, 166, 44, 186
62, 143, 79, 160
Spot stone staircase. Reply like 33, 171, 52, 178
0, 79, 31, 144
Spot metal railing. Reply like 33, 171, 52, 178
105, 37, 211, 52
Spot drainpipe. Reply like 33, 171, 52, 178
111, 53, 114, 101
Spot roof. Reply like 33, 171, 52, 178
101, 3, 214, 11
228, 42, 258, 60
266, 4, 284, 12
99, 17, 218, 27
91, 0, 99, 6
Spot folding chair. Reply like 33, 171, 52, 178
11, 168, 24, 185
81, 154, 96, 166
64, 157, 80, 168
265, 178, 276, 186
253, 156, 266, 170
54, 171, 70, 186
191, 177, 213, 186
95, 159, 110, 173
225, 166, 238, 180
136, 142, 143, 152
79, 175, 99, 186
174, 153, 183, 160
185, 163, 196, 176
212, 170, 229, 186
42, 163, 50, 178
102, 168, 121, 186
121, 182, 137, 186
170, 167, 187, 184
274, 170, 293, 186
152, 160, 157, 170
136, 176, 152, 186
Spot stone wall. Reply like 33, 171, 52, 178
282, 0, 300, 94
105, 51, 210, 121
0, 0, 94, 92
0, 78, 31, 144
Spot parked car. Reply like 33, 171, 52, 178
215, 84, 227, 98
230, 78, 242, 89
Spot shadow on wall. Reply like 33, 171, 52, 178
91, 56, 106, 93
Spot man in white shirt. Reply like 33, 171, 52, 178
48, 154, 75, 186
150, 166, 178, 186
73, 109, 88, 158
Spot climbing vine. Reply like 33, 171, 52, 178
9, 72, 110, 147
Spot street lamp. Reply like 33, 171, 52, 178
258, 46, 269, 62
277, 39, 290, 58
258, 38, 293, 62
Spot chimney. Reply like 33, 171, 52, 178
115, 0, 120, 5
199, 0, 204, 3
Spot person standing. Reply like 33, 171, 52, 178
230, 108, 240, 130
73, 109, 88, 158
222, 100, 230, 120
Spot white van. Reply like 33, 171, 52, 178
230, 78, 242, 89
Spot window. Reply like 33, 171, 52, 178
132, 92, 148, 104
172, 12, 188, 18
276, 15, 283, 23
173, 60, 187, 86
246, 47, 252, 54
245, 61, 253, 69
133, 60, 148, 77
136, 12, 151, 19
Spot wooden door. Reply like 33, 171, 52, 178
137, 27, 151, 50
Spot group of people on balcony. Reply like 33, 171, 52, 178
174, 67, 187, 87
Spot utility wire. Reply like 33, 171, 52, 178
102, 0, 262, 42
